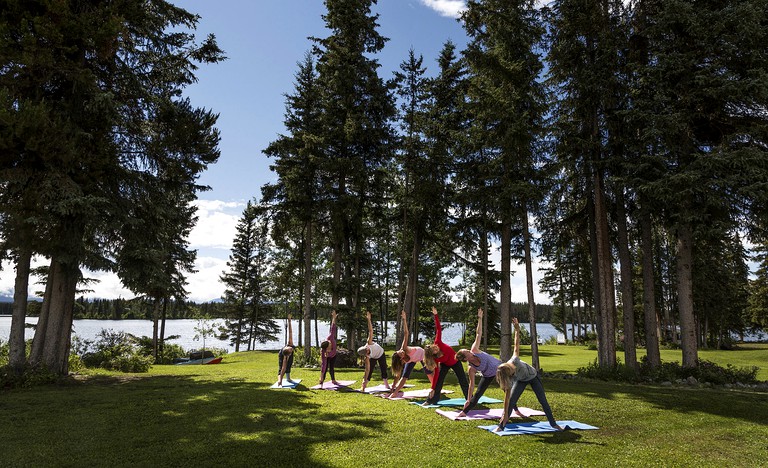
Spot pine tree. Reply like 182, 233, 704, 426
219, 202, 279, 351
263, 52, 324, 358
462, 0, 548, 364
0, 1, 223, 375
311, 0, 396, 348
630, 0, 768, 367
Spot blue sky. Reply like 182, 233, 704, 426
1, 1, 556, 303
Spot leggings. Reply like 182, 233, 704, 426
278, 347, 294, 375
365, 354, 388, 382
321, 355, 337, 382
402, 360, 433, 379
427, 360, 469, 404
463, 375, 495, 412
505, 375, 557, 426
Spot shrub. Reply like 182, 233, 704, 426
80, 329, 153, 373
293, 346, 320, 367
576, 359, 639, 382
0, 339, 8, 367
578, 356, 761, 386
0, 364, 59, 389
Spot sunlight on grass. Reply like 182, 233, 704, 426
2, 346, 765, 467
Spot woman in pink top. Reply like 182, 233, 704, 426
318, 310, 339, 386
423, 306, 468, 405
387, 310, 434, 398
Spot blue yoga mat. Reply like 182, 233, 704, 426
410, 395, 503, 408
479, 420, 599, 436
270, 379, 302, 389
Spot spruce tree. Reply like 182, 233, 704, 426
0, 0, 223, 375
311, 0, 395, 348
462, 0, 548, 364
220, 201, 279, 351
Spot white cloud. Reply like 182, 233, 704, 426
419, 0, 467, 18
186, 256, 228, 302
189, 199, 244, 250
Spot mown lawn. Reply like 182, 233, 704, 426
1, 344, 766, 467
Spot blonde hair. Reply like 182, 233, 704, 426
455, 349, 468, 362
391, 353, 404, 380
424, 345, 439, 371
357, 345, 368, 357
496, 362, 517, 391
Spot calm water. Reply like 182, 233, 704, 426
0, 316, 562, 353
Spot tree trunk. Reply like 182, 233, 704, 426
404, 226, 422, 344
616, 189, 637, 371
593, 172, 616, 368
160, 298, 168, 358
29, 259, 54, 366
304, 220, 313, 360
676, 221, 698, 368
151, 298, 161, 363
481, 229, 490, 351
499, 221, 512, 362
30, 257, 78, 375
9, 249, 31, 373
522, 213, 540, 369
640, 205, 661, 368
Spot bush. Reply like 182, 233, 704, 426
80, 329, 153, 373
293, 346, 320, 367
0, 339, 8, 367
0, 364, 59, 389
577, 356, 761, 386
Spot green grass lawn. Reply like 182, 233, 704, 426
1, 345, 766, 467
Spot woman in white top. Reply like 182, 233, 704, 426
495, 317, 562, 431
387, 310, 434, 398
357, 311, 389, 392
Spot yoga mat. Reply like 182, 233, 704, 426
479, 420, 599, 436
382, 389, 454, 400
437, 396, 503, 406
360, 383, 413, 394
403, 388, 453, 399
270, 379, 302, 389
310, 380, 356, 390
436, 407, 545, 421
410, 395, 502, 408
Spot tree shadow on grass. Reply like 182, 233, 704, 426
544, 378, 768, 425
534, 429, 605, 447
7, 374, 385, 467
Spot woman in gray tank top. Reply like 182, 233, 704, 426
495, 317, 563, 431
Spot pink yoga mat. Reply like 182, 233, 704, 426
360, 383, 414, 393
436, 407, 545, 421
381, 388, 455, 400
310, 380, 356, 390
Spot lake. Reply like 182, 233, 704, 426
0, 316, 563, 353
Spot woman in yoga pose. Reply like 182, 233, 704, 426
455, 308, 502, 416
423, 306, 468, 405
277, 314, 296, 386
495, 317, 563, 431
387, 310, 433, 398
318, 310, 340, 386
357, 311, 389, 392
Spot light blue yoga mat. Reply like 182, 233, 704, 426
479, 420, 598, 436
270, 379, 302, 389
410, 395, 502, 408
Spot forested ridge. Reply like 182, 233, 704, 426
2, 0, 767, 378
